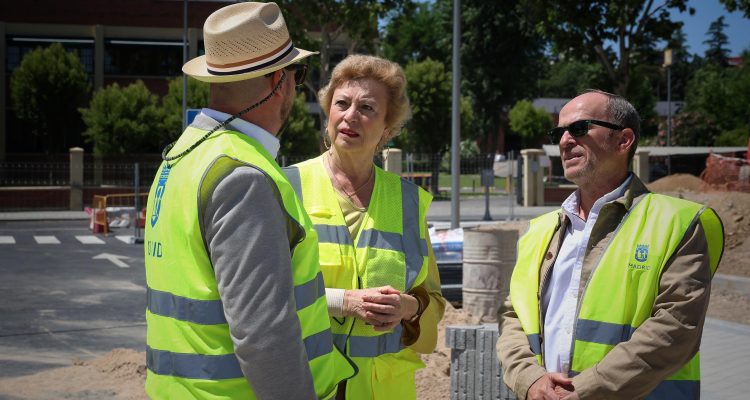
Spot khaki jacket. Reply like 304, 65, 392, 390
497, 176, 716, 399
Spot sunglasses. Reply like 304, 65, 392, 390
547, 119, 624, 143
285, 64, 307, 87
265, 64, 307, 87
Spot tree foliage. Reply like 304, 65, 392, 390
457, 0, 546, 151
508, 100, 552, 147
381, 2, 450, 66
522, 0, 692, 95
79, 81, 163, 155
703, 16, 730, 66
279, 93, 320, 158
10, 43, 90, 153
720, 0, 750, 18
160, 77, 210, 145
401, 59, 454, 154
539, 60, 607, 98
676, 52, 750, 145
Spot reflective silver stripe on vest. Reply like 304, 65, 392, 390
147, 346, 242, 380
282, 166, 303, 202
147, 329, 335, 379
354, 182, 426, 290
332, 333, 348, 353
147, 287, 226, 325
304, 329, 335, 361
576, 319, 637, 346
295, 272, 325, 311
401, 180, 424, 289
527, 333, 542, 355
347, 325, 404, 358
357, 228, 402, 251
645, 380, 699, 400
314, 224, 353, 246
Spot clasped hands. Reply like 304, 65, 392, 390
343, 286, 419, 331
528, 373, 579, 400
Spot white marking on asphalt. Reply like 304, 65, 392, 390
0, 236, 15, 244
115, 235, 133, 244
34, 236, 60, 244
93, 253, 130, 268
76, 235, 105, 244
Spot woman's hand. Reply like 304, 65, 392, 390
344, 286, 419, 331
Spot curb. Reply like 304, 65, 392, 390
0, 211, 89, 221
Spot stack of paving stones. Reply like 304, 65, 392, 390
446, 324, 517, 400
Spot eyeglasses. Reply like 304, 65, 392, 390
547, 119, 624, 143
265, 64, 307, 87
285, 64, 307, 87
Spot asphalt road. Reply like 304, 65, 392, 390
0, 221, 146, 378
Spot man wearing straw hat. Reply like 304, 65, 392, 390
144, 3, 356, 399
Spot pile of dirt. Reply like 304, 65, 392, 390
649, 175, 750, 277
0, 348, 147, 400
415, 302, 473, 400
647, 173, 711, 193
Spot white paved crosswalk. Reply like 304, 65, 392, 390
0, 234, 136, 245
75, 235, 106, 244
34, 235, 60, 244
0, 236, 15, 244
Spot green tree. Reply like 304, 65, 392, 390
508, 100, 552, 147
10, 43, 90, 153
79, 81, 164, 155
539, 60, 607, 98
279, 93, 319, 158
400, 58, 473, 194
522, 0, 692, 95
160, 77, 209, 144
720, 0, 750, 18
381, 2, 450, 65
704, 16, 730, 66
457, 0, 546, 152
661, 27, 700, 101
677, 52, 750, 145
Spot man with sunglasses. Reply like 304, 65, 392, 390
144, 3, 355, 399
497, 90, 724, 399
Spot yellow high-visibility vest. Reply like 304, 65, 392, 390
510, 193, 723, 399
145, 128, 355, 399
285, 155, 432, 399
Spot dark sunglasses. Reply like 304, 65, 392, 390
547, 119, 624, 143
265, 64, 307, 87
286, 64, 307, 87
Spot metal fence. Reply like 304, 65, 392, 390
1, 153, 515, 188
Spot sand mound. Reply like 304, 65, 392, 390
647, 173, 710, 193
0, 348, 147, 400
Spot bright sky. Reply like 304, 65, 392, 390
670, 0, 750, 56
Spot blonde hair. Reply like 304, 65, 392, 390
318, 55, 411, 138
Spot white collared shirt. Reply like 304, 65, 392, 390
541, 174, 632, 373
199, 108, 281, 159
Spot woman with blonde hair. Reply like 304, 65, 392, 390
284, 54, 445, 399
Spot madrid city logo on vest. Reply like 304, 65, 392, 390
629, 244, 651, 271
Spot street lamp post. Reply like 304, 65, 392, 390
664, 48, 673, 175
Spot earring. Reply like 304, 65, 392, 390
323, 132, 331, 150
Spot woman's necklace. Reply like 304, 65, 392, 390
326, 154, 374, 199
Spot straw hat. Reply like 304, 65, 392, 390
182, 2, 317, 83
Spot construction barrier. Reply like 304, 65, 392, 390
91, 193, 148, 234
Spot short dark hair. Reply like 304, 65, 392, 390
582, 89, 641, 164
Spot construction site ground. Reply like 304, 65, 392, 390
0, 174, 748, 400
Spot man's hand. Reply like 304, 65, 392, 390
527, 373, 574, 400
554, 383, 579, 400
